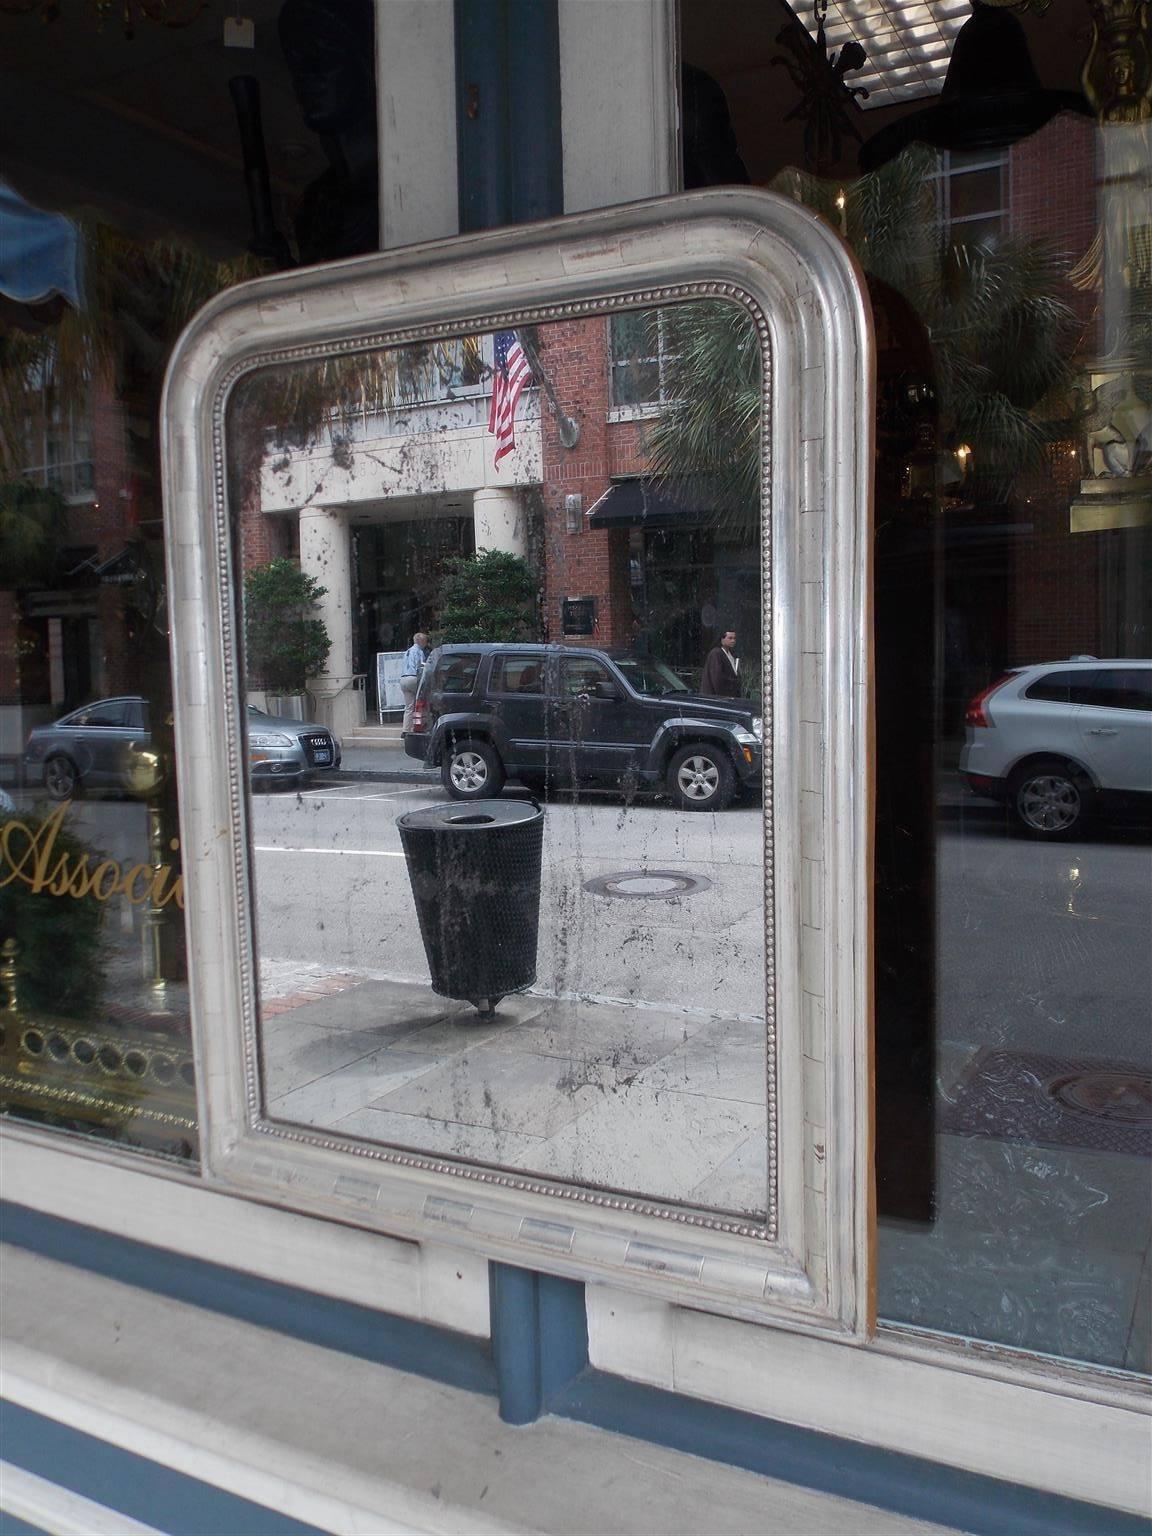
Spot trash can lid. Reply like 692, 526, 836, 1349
397, 799, 543, 832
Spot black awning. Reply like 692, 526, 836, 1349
586, 476, 721, 530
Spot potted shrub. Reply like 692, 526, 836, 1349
243, 559, 331, 716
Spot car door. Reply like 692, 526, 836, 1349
1076, 667, 1152, 794
549, 654, 642, 783
488, 652, 549, 773
67, 698, 143, 787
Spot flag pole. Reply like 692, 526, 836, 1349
516, 329, 581, 448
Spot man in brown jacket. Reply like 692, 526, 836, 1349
700, 629, 742, 698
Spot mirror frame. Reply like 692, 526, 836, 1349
162, 188, 874, 1335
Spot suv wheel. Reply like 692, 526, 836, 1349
44, 754, 80, 801
667, 744, 735, 812
1009, 758, 1092, 839
442, 739, 506, 801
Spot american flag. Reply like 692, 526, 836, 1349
487, 330, 532, 468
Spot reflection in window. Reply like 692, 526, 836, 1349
681, 0, 1151, 1372
610, 309, 675, 408
230, 306, 770, 1220
492, 655, 545, 694
933, 148, 1009, 249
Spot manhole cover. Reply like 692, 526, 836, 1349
1050, 1071, 1152, 1126
583, 870, 711, 900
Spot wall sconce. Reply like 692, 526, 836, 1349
565, 493, 583, 534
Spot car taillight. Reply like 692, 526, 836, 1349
964, 674, 1014, 728
411, 698, 427, 733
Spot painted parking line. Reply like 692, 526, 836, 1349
297, 783, 431, 799
254, 845, 406, 857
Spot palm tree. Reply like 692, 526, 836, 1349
644, 148, 1082, 518
0, 479, 72, 588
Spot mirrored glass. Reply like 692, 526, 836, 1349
227, 300, 769, 1220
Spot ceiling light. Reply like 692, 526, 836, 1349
795, 0, 971, 109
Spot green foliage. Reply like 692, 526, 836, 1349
436, 550, 538, 643
243, 559, 331, 693
0, 480, 72, 588
650, 153, 1082, 518
0, 221, 265, 478
643, 302, 763, 534
0, 807, 107, 1019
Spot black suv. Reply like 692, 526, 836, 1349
405, 644, 762, 811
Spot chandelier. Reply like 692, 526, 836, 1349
0, 0, 205, 36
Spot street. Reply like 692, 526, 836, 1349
251, 778, 768, 1017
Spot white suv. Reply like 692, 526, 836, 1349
959, 658, 1152, 838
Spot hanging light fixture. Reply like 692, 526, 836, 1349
859, 0, 1091, 171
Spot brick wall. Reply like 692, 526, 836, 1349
1010, 112, 1097, 332
1006, 115, 1108, 663
538, 317, 634, 647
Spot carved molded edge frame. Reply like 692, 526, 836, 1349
160, 188, 874, 1337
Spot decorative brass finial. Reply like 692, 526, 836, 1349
1, 938, 20, 1017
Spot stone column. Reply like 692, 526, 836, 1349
472, 488, 526, 556
298, 506, 360, 738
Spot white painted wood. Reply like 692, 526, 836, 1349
155, 189, 874, 1334
559, 0, 678, 210
0, 1130, 491, 1338
583, 1286, 1152, 1517
376, 0, 459, 248
0, 1463, 167, 1536
0, 1247, 959, 1536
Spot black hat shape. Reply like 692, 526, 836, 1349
858, 1, 1092, 172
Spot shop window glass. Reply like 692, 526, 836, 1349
0, 0, 376, 1162
682, 0, 1151, 1373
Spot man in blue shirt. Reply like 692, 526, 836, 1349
400, 631, 429, 734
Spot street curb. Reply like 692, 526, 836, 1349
334, 768, 431, 785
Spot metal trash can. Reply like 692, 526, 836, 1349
396, 799, 544, 1016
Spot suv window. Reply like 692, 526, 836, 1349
71, 700, 133, 727
491, 655, 545, 694
561, 656, 614, 696
1024, 670, 1099, 705
433, 655, 481, 694
1084, 668, 1152, 712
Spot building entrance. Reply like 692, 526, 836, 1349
353, 515, 474, 716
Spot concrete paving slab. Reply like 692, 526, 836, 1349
371, 1046, 606, 1142
260, 1020, 394, 1100
509, 1082, 767, 1216
333, 1103, 546, 1166
268, 1046, 443, 1125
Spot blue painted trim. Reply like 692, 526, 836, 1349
489, 1261, 544, 1423
1, 1403, 330, 1536
4, 1201, 1143, 1534
536, 1269, 588, 1405
488, 1262, 588, 1423
505, 0, 563, 225
0, 1201, 496, 1398
455, 0, 511, 231
0, 1512, 45, 1536
553, 1372, 1147, 1536
454, 0, 562, 231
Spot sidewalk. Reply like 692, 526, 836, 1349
336, 739, 430, 784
